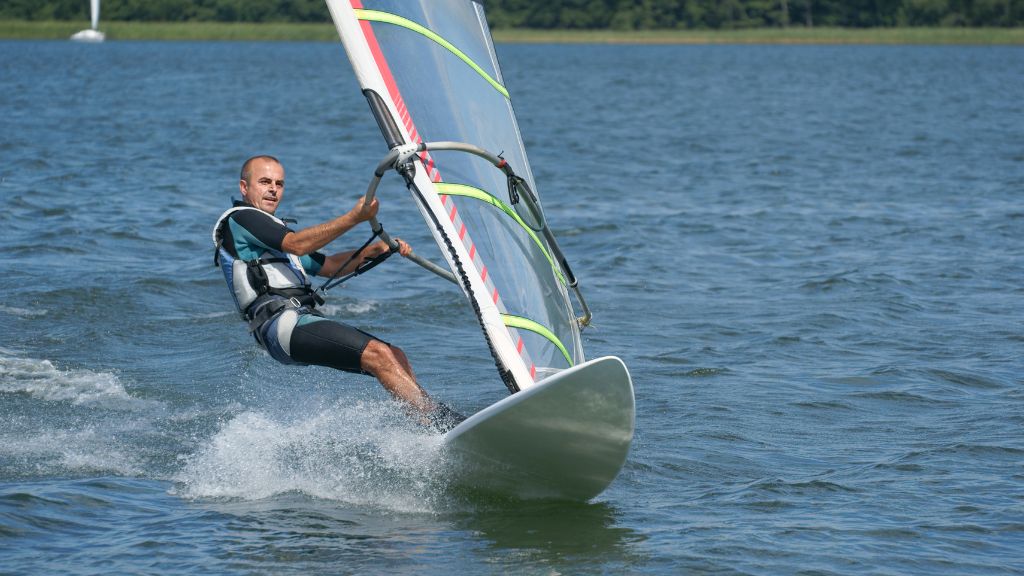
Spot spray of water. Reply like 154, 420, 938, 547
173, 399, 453, 513
0, 354, 134, 405
0, 352, 153, 477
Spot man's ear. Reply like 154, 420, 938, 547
238, 178, 249, 200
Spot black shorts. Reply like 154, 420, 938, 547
257, 307, 382, 375
289, 317, 379, 374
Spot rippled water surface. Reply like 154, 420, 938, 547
1, 40, 1022, 574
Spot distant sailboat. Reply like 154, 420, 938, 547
70, 0, 105, 42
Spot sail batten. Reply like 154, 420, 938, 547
354, 9, 510, 98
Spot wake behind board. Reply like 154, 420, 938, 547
443, 356, 634, 501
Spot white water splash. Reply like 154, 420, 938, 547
0, 354, 133, 406
317, 300, 380, 317
0, 353, 156, 476
1, 425, 145, 477
0, 304, 47, 318
174, 400, 449, 513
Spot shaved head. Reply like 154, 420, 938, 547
240, 155, 281, 184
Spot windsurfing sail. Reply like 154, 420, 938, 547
325, 0, 587, 393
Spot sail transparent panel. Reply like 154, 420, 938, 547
354, 0, 584, 381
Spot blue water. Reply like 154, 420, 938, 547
2, 40, 1023, 574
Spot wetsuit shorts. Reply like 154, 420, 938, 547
257, 305, 381, 374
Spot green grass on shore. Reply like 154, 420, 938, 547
2, 19, 1021, 44
495, 26, 1024, 44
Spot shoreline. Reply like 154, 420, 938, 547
1, 20, 1022, 44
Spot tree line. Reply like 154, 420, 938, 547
4, 0, 1021, 28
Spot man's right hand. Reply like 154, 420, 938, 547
352, 196, 380, 222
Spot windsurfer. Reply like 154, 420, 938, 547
212, 155, 463, 431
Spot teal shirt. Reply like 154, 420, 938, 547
221, 203, 325, 276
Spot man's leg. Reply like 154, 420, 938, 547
286, 315, 435, 413
360, 339, 434, 412
282, 312, 463, 429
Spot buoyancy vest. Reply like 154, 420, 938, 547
212, 205, 315, 318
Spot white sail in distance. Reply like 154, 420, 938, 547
70, 0, 104, 42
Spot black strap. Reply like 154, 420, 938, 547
317, 227, 395, 293
243, 257, 288, 292
240, 256, 322, 319
507, 174, 522, 205
245, 290, 323, 324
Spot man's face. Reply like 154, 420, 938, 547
240, 159, 285, 214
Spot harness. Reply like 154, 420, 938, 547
212, 206, 323, 327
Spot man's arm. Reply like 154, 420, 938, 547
281, 196, 379, 256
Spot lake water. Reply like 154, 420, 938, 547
1, 40, 1022, 574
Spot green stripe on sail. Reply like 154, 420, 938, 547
501, 314, 573, 366
435, 182, 566, 285
354, 9, 510, 99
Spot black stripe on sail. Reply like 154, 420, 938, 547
363, 89, 405, 150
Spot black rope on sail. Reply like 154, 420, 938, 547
398, 163, 520, 394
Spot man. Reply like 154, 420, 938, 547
213, 155, 462, 430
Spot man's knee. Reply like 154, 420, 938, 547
362, 339, 403, 372
391, 345, 409, 365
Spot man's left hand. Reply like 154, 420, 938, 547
391, 238, 412, 257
